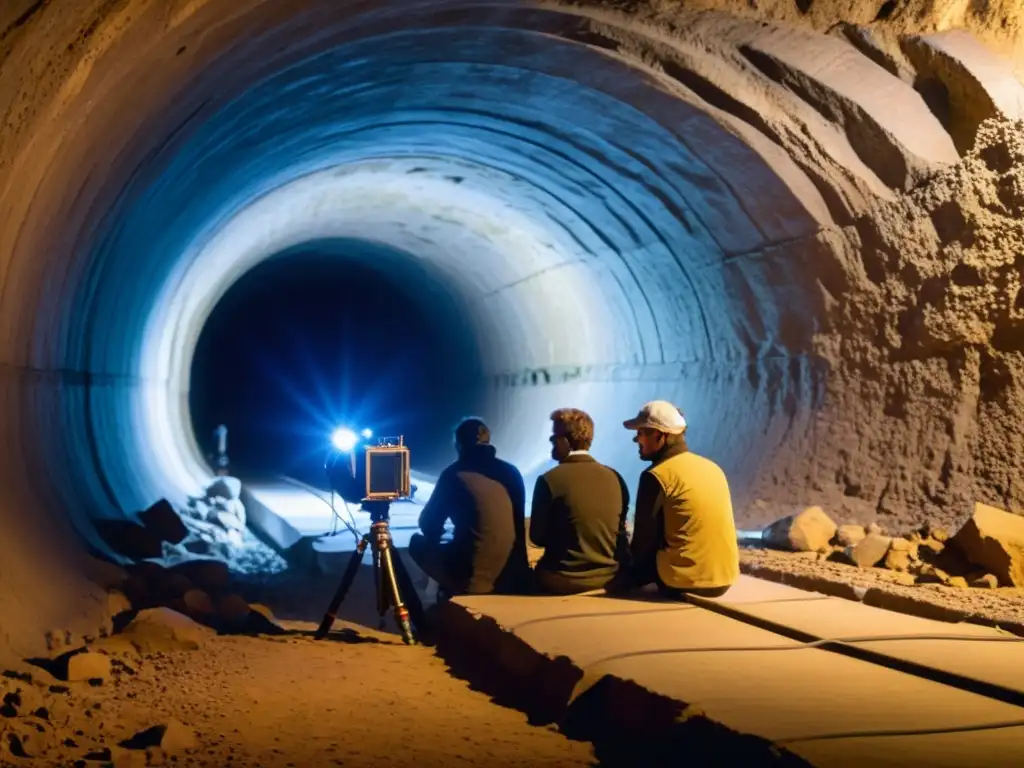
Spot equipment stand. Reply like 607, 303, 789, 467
314, 502, 425, 645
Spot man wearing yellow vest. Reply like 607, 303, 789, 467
612, 400, 739, 599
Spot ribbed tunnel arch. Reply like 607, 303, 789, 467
9, 3, 830, 535
4, 0, 1024, 657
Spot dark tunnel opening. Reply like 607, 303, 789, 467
188, 239, 487, 487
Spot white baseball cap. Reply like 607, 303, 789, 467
622, 400, 687, 434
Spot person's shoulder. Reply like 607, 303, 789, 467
596, 460, 624, 478
495, 456, 524, 479
679, 451, 727, 477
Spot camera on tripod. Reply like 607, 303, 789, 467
317, 426, 424, 645
324, 427, 411, 510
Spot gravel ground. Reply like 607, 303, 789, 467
0, 619, 596, 767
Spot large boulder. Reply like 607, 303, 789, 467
762, 507, 837, 552
948, 502, 1024, 586
138, 499, 189, 545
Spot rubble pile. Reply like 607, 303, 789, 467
92, 476, 287, 578
759, 501, 1024, 589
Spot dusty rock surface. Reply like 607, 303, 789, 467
0, 620, 594, 767
737, 117, 1024, 533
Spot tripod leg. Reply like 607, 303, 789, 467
379, 545, 416, 645
389, 547, 428, 636
372, 548, 388, 630
315, 536, 369, 640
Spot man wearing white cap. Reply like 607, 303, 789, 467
614, 400, 739, 598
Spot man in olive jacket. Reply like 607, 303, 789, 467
612, 400, 739, 598
529, 408, 630, 594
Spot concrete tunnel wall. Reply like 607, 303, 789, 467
2, 0, 1024, 659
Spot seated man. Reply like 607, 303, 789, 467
612, 400, 738, 599
408, 418, 530, 597
530, 408, 630, 594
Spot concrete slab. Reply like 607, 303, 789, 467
786, 724, 1024, 768
457, 591, 694, 631
698, 573, 832, 604
690, 575, 1024, 697
602, 644, 1021, 743
445, 576, 1024, 766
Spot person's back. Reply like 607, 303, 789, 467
532, 457, 629, 591
410, 418, 530, 596
530, 408, 630, 594
645, 449, 739, 590
444, 444, 529, 594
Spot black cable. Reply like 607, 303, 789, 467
511, 604, 699, 630
580, 632, 1024, 669
684, 594, 1024, 709
508, 594, 833, 631
274, 474, 360, 541
777, 718, 1024, 745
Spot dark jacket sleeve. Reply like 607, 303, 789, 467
529, 476, 553, 548
614, 470, 632, 567
510, 466, 526, 523
418, 468, 452, 541
510, 466, 528, 551
629, 470, 664, 582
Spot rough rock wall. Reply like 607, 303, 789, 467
579, 0, 1024, 70
551, 3, 1024, 530
780, 118, 1024, 532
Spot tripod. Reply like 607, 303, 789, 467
315, 500, 426, 645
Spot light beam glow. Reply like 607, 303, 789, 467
331, 428, 359, 453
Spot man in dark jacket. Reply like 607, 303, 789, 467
408, 418, 530, 596
530, 408, 630, 594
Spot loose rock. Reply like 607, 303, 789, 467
762, 507, 837, 552
66, 653, 111, 683
835, 524, 866, 547
948, 502, 1024, 586
138, 499, 189, 545
845, 533, 893, 568
970, 573, 1000, 589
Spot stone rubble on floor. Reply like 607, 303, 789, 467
91, 476, 288, 579
759, 501, 1024, 587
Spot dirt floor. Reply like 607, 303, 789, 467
6, 535, 1022, 767
739, 546, 1024, 633
0, 615, 596, 767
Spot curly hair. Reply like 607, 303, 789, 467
550, 408, 594, 451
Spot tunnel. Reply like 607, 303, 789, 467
188, 237, 490, 484
4, 0, 1024, 660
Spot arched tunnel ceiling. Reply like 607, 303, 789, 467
3, 0, 1024, 659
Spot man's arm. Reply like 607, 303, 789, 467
614, 470, 632, 568
629, 471, 664, 585
528, 476, 553, 548
418, 469, 452, 541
